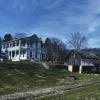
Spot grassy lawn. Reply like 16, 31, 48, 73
36, 84, 100, 100
0, 61, 100, 95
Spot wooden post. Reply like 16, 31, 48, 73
68, 65, 73, 72
79, 65, 83, 74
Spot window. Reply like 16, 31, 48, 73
23, 50, 26, 57
7, 43, 9, 48
30, 44, 32, 47
5, 44, 6, 48
21, 50, 26, 57
21, 42, 25, 46
16, 41, 19, 46
13, 42, 15, 47
9, 51, 11, 57
12, 51, 15, 57
3, 44, 5, 49
16, 50, 19, 55
2, 45, 4, 49
35, 51, 37, 58
30, 51, 32, 58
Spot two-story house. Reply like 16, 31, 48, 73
1, 35, 42, 61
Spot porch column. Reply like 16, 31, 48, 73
19, 40, 21, 61
9, 43, 10, 48
7, 51, 9, 60
79, 65, 83, 74
11, 51, 12, 60
26, 49, 28, 60
11, 42, 13, 60
26, 43, 28, 60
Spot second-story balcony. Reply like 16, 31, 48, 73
20, 44, 36, 50
20, 44, 28, 49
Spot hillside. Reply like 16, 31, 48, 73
0, 62, 100, 95
0, 61, 69, 95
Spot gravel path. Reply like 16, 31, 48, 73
0, 81, 100, 100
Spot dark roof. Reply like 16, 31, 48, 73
78, 51, 100, 60
1, 34, 41, 44
67, 50, 100, 65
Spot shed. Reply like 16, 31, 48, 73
66, 50, 100, 73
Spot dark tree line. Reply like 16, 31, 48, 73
43, 38, 67, 63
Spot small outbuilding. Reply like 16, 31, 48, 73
66, 50, 100, 74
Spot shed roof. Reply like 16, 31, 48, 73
67, 50, 100, 65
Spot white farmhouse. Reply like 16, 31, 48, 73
1, 35, 42, 61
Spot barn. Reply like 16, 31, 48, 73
66, 50, 100, 74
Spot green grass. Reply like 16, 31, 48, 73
36, 84, 100, 100
0, 61, 100, 95
0, 61, 68, 94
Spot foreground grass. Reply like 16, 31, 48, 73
0, 61, 100, 95
36, 84, 100, 100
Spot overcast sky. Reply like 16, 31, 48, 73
0, 0, 100, 48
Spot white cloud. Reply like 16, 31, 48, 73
43, 0, 62, 9
88, 38, 100, 48
88, 21, 100, 33
1, 0, 100, 48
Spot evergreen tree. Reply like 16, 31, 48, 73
3, 33, 13, 42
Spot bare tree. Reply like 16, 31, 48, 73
44, 37, 66, 63
67, 32, 87, 50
